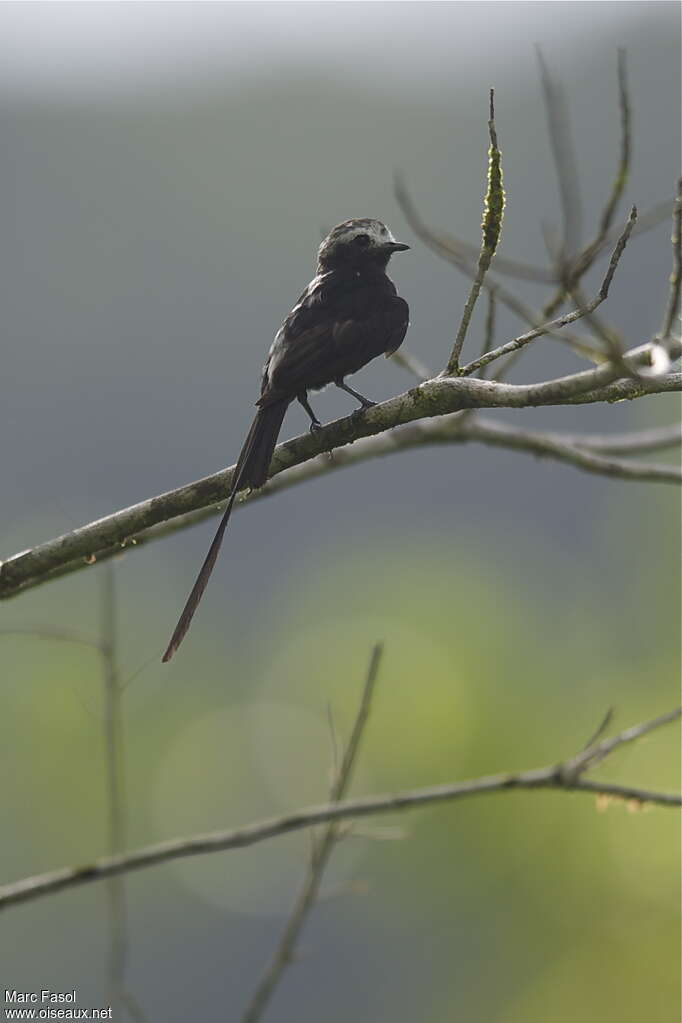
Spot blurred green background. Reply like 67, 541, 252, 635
1, 3, 679, 1021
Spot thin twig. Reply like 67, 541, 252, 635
581, 707, 615, 752
453, 418, 681, 484
0, 626, 101, 649
445, 89, 505, 374
100, 567, 145, 1023
563, 278, 629, 375
459, 207, 637, 376
393, 171, 546, 277
562, 706, 682, 780
101, 567, 126, 1017
490, 347, 526, 382
550, 422, 681, 455
0, 580, 145, 1020
542, 51, 632, 319
457, 287, 499, 421
398, 182, 669, 288
536, 45, 583, 263
600, 199, 673, 255
0, 707, 678, 913
569, 50, 632, 285
477, 289, 497, 380
395, 173, 607, 362
389, 348, 433, 382
241, 644, 383, 1023
326, 702, 340, 782
661, 178, 682, 340
600, 51, 631, 238
420, 234, 553, 283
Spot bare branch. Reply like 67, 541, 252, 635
581, 707, 615, 752
542, 51, 632, 319
1, 336, 679, 603
570, 49, 632, 284
445, 89, 505, 374
571, 423, 681, 455
393, 173, 552, 284
536, 45, 583, 262
459, 207, 637, 376
241, 644, 383, 1023
563, 370, 680, 404
661, 178, 682, 340
0, 708, 678, 913
602, 51, 631, 236
562, 278, 631, 377
0, 626, 101, 649
400, 196, 671, 289
417, 234, 554, 284
395, 174, 605, 362
76, 416, 679, 574
99, 567, 134, 1019
454, 418, 681, 484
389, 348, 432, 383
562, 706, 682, 780
600, 198, 673, 253
1, 587, 147, 1019
476, 289, 497, 380
396, 125, 670, 300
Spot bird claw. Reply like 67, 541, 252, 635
350, 402, 376, 421
309, 420, 323, 434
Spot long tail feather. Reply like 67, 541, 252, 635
162, 399, 289, 662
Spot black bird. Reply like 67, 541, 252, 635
163, 218, 410, 661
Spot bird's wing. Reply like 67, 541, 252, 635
383, 296, 409, 355
263, 294, 409, 398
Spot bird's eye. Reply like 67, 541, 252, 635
353, 234, 371, 247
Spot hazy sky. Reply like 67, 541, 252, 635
0, 1, 650, 99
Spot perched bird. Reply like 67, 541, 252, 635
162, 218, 410, 661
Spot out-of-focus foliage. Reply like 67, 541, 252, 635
2, 495, 678, 1020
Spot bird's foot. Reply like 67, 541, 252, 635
309, 419, 323, 434
350, 401, 376, 422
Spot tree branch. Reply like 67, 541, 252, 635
459, 206, 637, 376
568, 49, 631, 285
536, 45, 583, 263
395, 179, 671, 288
565, 423, 681, 455
100, 567, 147, 1023
395, 173, 604, 362
661, 177, 682, 340
1, 337, 679, 602
241, 643, 383, 1023
455, 418, 681, 484
389, 347, 432, 383
0, 707, 678, 913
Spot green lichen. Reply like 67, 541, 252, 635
482, 139, 505, 256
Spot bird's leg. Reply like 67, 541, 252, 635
335, 378, 377, 411
297, 392, 323, 433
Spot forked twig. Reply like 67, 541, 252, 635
241, 644, 384, 1023
0, 706, 678, 913
459, 207, 637, 376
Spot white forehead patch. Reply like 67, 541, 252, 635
336, 222, 396, 246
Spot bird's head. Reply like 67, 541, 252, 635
317, 219, 410, 271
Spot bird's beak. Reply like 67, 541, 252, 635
387, 242, 410, 252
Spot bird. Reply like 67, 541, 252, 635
162, 218, 410, 662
